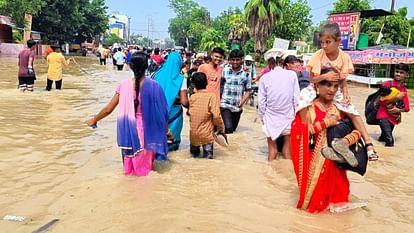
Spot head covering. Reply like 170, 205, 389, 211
152, 51, 184, 109
196, 52, 204, 60
244, 55, 254, 61
264, 48, 285, 61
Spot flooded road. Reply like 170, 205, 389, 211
0, 55, 413, 233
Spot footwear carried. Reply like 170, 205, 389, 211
331, 138, 359, 167
367, 150, 379, 161
214, 132, 228, 147
321, 147, 345, 162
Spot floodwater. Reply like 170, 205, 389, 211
0, 55, 413, 233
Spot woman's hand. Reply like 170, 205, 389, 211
86, 116, 96, 126
324, 71, 340, 82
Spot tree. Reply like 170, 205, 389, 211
330, 0, 371, 14
0, 0, 45, 26
272, 0, 312, 45
228, 12, 249, 47
29, 0, 108, 43
104, 33, 124, 46
168, 0, 209, 50
244, 0, 286, 61
363, 7, 412, 46
198, 28, 226, 52
76, 0, 108, 41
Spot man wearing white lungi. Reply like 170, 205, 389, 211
258, 61, 300, 160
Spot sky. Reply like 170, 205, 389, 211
105, 0, 414, 39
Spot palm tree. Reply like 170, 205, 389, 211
244, 0, 285, 62
227, 13, 249, 47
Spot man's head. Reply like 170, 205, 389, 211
244, 55, 254, 66
192, 59, 203, 70
394, 63, 409, 82
210, 47, 225, 67
51, 44, 60, 52
27, 40, 36, 49
192, 72, 207, 90
228, 49, 244, 70
283, 55, 298, 70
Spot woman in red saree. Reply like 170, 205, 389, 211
291, 79, 353, 213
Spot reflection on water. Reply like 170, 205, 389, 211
0, 55, 413, 233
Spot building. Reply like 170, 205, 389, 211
108, 12, 129, 42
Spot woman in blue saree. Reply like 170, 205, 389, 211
153, 51, 189, 151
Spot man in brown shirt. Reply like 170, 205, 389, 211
189, 72, 225, 159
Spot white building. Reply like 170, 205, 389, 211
109, 12, 129, 41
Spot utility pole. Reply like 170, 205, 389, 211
390, 0, 396, 12
127, 16, 131, 45
147, 16, 151, 48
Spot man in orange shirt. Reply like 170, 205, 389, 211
197, 47, 225, 99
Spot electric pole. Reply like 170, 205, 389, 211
391, 0, 396, 12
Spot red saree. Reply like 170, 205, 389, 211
291, 103, 349, 213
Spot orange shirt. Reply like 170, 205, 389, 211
197, 63, 223, 99
307, 49, 354, 76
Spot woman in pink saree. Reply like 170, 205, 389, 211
87, 52, 169, 176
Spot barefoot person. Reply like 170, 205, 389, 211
87, 52, 169, 176
291, 77, 367, 213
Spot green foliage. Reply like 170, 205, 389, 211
330, 0, 371, 14
12, 29, 23, 43
244, 0, 286, 57
363, 7, 412, 46
198, 28, 226, 52
168, 0, 210, 50
0, 0, 45, 26
23, 0, 109, 42
104, 33, 124, 46
272, 0, 312, 44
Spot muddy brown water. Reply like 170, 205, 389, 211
0, 55, 413, 232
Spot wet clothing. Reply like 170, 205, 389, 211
258, 67, 299, 140
153, 52, 185, 151
47, 52, 69, 81
18, 48, 36, 91
189, 90, 224, 146
116, 78, 169, 176
291, 102, 349, 213
376, 80, 410, 146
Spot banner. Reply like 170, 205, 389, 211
330, 12, 360, 50
272, 38, 290, 50
345, 50, 414, 64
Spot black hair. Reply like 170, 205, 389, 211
228, 49, 244, 59
154, 48, 160, 55
204, 55, 211, 62
193, 59, 203, 66
27, 39, 36, 48
267, 57, 276, 64
211, 47, 225, 56
320, 66, 339, 75
283, 55, 298, 66
130, 52, 148, 112
275, 56, 283, 66
191, 72, 207, 90
118, 47, 122, 51
378, 86, 392, 97
395, 63, 409, 73
320, 23, 341, 41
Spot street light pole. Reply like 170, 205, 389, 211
127, 16, 131, 45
